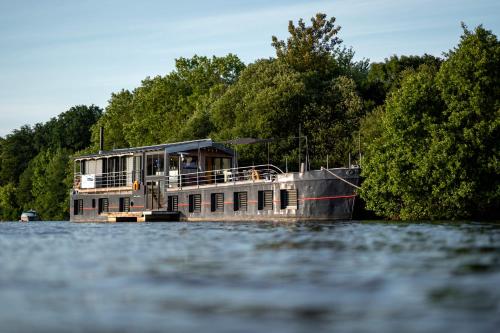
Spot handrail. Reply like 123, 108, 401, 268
166, 164, 284, 189
73, 164, 284, 191
73, 170, 141, 190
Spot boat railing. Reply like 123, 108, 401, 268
166, 164, 284, 190
73, 171, 141, 191
73, 164, 284, 191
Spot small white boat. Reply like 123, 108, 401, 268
20, 210, 41, 222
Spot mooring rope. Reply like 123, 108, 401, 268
321, 167, 361, 190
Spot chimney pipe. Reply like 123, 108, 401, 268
99, 127, 104, 153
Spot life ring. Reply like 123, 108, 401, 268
133, 180, 140, 191
251, 169, 260, 181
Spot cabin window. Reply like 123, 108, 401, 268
206, 157, 231, 171
119, 197, 130, 212
92, 199, 96, 208
167, 195, 178, 212
133, 156, 142, 182
234, 192, 248, 211
189, 194, 201, 213
211, 193, 224, 212
258, 190, 273, 210
146, 153, 165, 176
182, 156, 198, 171
280, 189, 298, 209
78, 160, 86, 174
98, 198, 109, 214
74, 199, 83, 215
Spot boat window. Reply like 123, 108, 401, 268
98, 198, 109, 214
280, 189, 298, 209
189, 194, 201, 213
74, 199, 83, 215
119, 197, 130, 212
146, 153, 165, 176
234, 192, 248, 211
211, 193, 224, 212
182, 156, 198, 171
169, 155, 178, 171
76, 161, 86, 174
167, 195, 178, 212
134, 156, 142, 181
258, 190, 273, 210
120, 156, 128, 171
206, 157, 232, 171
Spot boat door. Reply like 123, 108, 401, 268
146, 181, 164, 210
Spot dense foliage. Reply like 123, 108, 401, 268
0, 14, 497, 221
0, 106, 102, 220
360, 25, 499, 219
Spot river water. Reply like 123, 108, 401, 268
0, 221, 499, 333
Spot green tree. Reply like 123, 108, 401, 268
361, 25, 499, 220
0, 125, 35, 185
93, 54, 245, 149
270, 13, 367, 166
272, 13, 342, 73
362, 54, 442, 108
91, 90, 133, 150
211, 59, 305, 166
16, 163, 35, 211
0, 183, 19, 221
304, 75, 363, 167
31, 149, 71, 220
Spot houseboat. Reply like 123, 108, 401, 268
70, 138, 361, 222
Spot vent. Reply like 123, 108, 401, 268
280, 189, 298, 209
119, 197, 130, 212
98, 198, 109, 214
258, 190, 273, 210
167, 195, 178, 212
234, 192, 248, 211
189, 194, 201, 213
211, 193, 224, 212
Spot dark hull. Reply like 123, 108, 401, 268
70, 168, 360, 222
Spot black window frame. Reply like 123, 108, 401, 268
233, 191, 248, 212
73, 199, 83, 215
98, 198, 109, 214
211, 193, 224, 212
280, 189, 298, 209
167, 195, 178, 212
188, 194, 201, 213
119, 197, 130, 212
258, 190, 273, 210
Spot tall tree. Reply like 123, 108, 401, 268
211, 59, 305, 166
93, 54, 246, 148
361, 25, 499, 219
362, 54, 442, 108
272, 13, 342, 73
0, 125, 35, 185
270, 13, 367, 166
31, 149, 71, 220
91, 90, 133, 150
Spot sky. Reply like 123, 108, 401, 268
0, 0, 498, 137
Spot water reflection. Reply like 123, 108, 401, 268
0, 221, 499, 333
